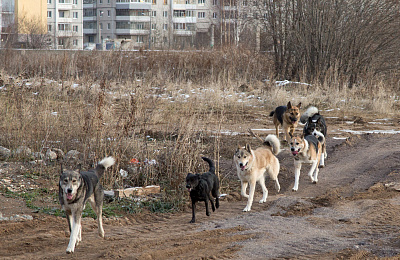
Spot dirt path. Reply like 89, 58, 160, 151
2, 126, 400, 259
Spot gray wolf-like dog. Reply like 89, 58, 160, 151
59, 156, 115, 253
186, 157, 220, 223
234, 134, 281, 212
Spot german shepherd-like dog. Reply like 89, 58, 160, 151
59, 156, 115, 253
270, 101, 302, 142
234, 133, 281, 212
186, 157, 220, 223
289, 134, 323, 191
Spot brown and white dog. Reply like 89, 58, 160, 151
270, 101, 302, 142
289, 135, 325, 191
234, 134, 281, 212
289, 134, 323, 191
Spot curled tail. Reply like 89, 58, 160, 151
264, 134, 281, 155
300, 106, 319, 124
95, 156, 115, 179
201, 157, 215, 174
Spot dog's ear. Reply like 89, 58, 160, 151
297, 102, 302, 109
308, 117, 313, 123
316, 117, 321, 123
60, 163, 64, 175
300, 133, 305, 139
289, 132, 294, 139
75, 164, 82, 173
245, 144, 251, 153
287, 101, 292, 109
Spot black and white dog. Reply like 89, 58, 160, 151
59, 157, 115, 253
301, 106, 327, 137
185, 157, 220, 223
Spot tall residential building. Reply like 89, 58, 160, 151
0, 0, 15, 46
83, 0, 221, 50
47, 0, 83, 49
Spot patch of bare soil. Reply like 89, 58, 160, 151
2, 114, 400, 259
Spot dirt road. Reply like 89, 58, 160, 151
1, 117, 400, 259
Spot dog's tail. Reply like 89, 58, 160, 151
264, 134, 281, 155
300, 106, 319, 124
95, 156, 115, 179
269, 111, 275, 117
201, 157, 215, 174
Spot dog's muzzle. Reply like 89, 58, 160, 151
66, 188, 74, 200
239, 162, 247, 171
186, 185, 192, 192
291, 148, 300, 156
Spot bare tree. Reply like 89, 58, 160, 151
17, 12, 49, 49
248, 0, 400, 86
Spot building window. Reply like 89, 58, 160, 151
59, 0, 65, 3
163, 0, 167, 4
59, 11, 65, 18
107, 23, 111, 29
73, 12, 78, 19
212, 12, 217, 19
99, 10, 104, 16
58, 24, 69, 31
73, 25, 78, 32
151, 23, 156, 30
173, 23, 185, 30
73, 0, 78, 4
198, 0, 205, 5
108, 10, 111, 17
213, 0, 217, 5
198, 12, 205, 18
100, 0, 103, 3
152, 0, 156, 4
73, 39, 78, 46
163, 11, 167, 17
163, 24, 167, 30
100, 23, 103, 29
58, 38, 64, 45
151, 11, 156, 17
48, 25, 52, 32
47, 11, 52, 18
48, 0, 51, 4
88, 35, 94, 42
136, 35, 144, 43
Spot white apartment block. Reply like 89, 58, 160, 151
47, 0, 83, 49
0, 0, 15, 46
83, 0, 222, 50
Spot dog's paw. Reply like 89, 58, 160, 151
66, 247, 74, 254
243, 206, 251, 212
312, 180, 318, 184
319, 165, 325, 168
259, 199, 266, 204
189, 219, 195, 223
292, 188, 298, 192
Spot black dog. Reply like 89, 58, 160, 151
186, 157, 220, 223
300, 106, 327, 137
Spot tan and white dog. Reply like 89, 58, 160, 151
234, 134, 281, 212
289, 134, 323, 191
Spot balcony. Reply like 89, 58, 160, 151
83, 28, 97, 34
173, 30, 195, 36
172, 17, 196, 24
115, 29, 149, 35
173, 4, 196, 10
115, 16, 150, 23
58, 3, 73, 10
116, 2, 151, 10
83, 16, 97, 22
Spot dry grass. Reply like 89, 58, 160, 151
0, 49, 398, 197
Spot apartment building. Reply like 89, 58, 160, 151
47, 0, 83, 49
82, 0, 222, 50
0, 0, 15, 46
